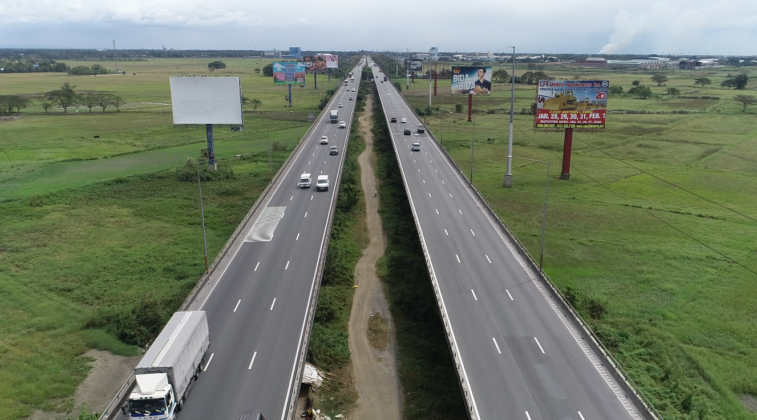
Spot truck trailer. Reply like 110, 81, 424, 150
329, 110, 338, 123
127, 311, 210, 419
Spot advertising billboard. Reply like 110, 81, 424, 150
303, 54, 339, 71
273, 62, 306, 86
406, 59, 423, 72
169, 77, 243, 125
534, 80, 608, 130
451, 66, 492, 94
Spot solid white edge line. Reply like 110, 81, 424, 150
248, 351, 257, 369
203, 353, 214, 371
254, 262, 260, 271
234, 300, 241, 312
534, 337, 546, 354
270, 298, 277, 311
492, 337, 501, 354
471, 289, 478, 301
507, 290, 514, 301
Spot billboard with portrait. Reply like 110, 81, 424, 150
303, 54, 339, 71
273, 62, 306, 86
534, 80, 608, 130
406, 59, 423, 72
451, 66, 492, 94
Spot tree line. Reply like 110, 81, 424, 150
0, 83, 125, 115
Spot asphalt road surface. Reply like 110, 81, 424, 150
368, 58, 642, 420
177, 62, 365, 420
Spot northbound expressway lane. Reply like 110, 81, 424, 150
369, 59, 642, 420
176, 63, 365, 420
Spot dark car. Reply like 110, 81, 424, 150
391, 117, 397, 123
239, 412, 266, 420
403, 129, 411, 135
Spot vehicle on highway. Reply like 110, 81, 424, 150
128, 311, 209, 419
329, 146, 338, 155
417, 124, 425, 133
390, 117, 397, 123
316, 175, 329, 191
401, 117, 407, 123
338, 121, 346, 128
352, 88, 356, 92
298, 173, 312, 188
403, 129, 411, 135
320, 135, 328, 144
329, 109, 338, 123
411, 142, 421, 151
384, 76, 387, 81
348, 96, 353, 101
338, 103, 343, 108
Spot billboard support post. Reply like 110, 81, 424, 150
288, 84, 293, 107
434, 67, 438, 96
560, 128, 573, 180
205, 124, 216, 169
467, 93, 472, 122
314, 72, 317, 90
429, 66, 433, 107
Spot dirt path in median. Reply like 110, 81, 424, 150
347, 94, 403, 420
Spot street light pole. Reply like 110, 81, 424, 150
505, 46, 515, 188
196, 161, 209, 274
513, 156, 550, 270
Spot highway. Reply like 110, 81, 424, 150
175, 62, 365, 420
368, 58, 644, 420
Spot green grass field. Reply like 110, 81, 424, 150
391, 62, 757, 419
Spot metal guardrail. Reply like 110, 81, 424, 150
97, 83, 341, 420
372, 64, 662, 420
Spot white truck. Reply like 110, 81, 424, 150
127, 311, 210, 419
329, 109, 338, 123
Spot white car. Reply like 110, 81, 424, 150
352, 88, 356, 92
298, 173, 312, 188
320, 135, 328, 144
316, 175, 329, 191
401, 117, 407, 123
338, 103, 343, 108
338, 121, 346, 128
348, 96, 353, 101
411, 143, 421, 151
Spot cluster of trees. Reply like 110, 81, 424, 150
721, 74, 748, 89
518, 71, 549, 85
610, 80, 653, 99
0, 58, 68, 73
0, 95, 32, 114
207, 61, 226, 70
68, 64, 112, 75
39, 83, 126, 113
241, 96, 262, 111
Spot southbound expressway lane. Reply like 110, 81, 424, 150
369, 59, 641, 420
178, 63, 364, 420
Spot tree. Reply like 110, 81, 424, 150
733, 95, 756, 112
631, 80, 640, 86
68, 65, 92, 75
491, 69, 509, 83
733, 73, 749, 89
83, 92, 100, 112
650, 73, 668, 86
262, 63, 274, 77
454, 103, 464, 113
666, 87, 681, 96
109, 95, 125, 112
41, 101, 52, 113
694, 77, 711, 88
721, 79, 736, 89
8, 96, 31, 112
609, 85, 624, 95
628, 85, 653, 99
254, 68, 261, 74
208, 61, 226, 70
45, 82, 80, 112
95, 93, 114, 112
249, 98, 262, 111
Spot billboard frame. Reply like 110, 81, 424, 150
533, 80, 608, 133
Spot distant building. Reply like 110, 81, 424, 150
430, 47, 439, 60
282, 47, 302, 59
264, 50, 280, 58
679, 58, 721, 69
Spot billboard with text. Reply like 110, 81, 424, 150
273, 62, 306, 86
405, 59, 423, 72
535, 80, 608, 130
303, 54, 339, 71
451, 66, 492, 94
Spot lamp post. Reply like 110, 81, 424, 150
196, 160, 209, 274
505, 46, 516, 188
513, 156, 550, 270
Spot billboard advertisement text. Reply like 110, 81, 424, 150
303, 55, 339, 71
451, 66, 492, 94
273, 62, 306, 86
535, 80, 608, 130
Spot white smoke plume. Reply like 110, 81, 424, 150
600, 10, 641, 54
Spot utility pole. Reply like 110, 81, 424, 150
113, 40, 119, 74
505, 46, 515, 188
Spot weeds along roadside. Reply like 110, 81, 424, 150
306, 67, 371, 416
370, 81, 468, 420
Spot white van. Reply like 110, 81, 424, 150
316, 175, 329, 191
298, 173, 312, 188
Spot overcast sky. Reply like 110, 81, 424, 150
2, 0, 756, 55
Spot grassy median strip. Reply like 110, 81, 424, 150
306, 68, 370, 416
370, 82, 468, 420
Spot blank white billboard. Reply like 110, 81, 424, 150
170, 77, 243, 125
